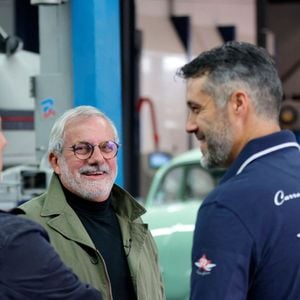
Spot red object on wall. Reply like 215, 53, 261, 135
136, 97, 159, 150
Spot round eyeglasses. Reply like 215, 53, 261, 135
69, 140, 119, 160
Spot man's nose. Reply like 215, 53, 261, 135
88, 145, 105, 162
0, 132, 7, 148
185, 116, 198, 134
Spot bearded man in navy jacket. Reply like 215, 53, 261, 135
178, 41, 300, 300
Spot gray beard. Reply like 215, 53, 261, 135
200, 116, 233, 169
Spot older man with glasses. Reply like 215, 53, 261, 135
19, 105, 165, 300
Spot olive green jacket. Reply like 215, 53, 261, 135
19, 174, 165, 300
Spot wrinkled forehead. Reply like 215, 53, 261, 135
64, 115, 116, 140
186, 76, 209, 96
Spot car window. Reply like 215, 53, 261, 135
153, 167, 183, 205
153, 163, 216, 205
184, 166, 215, 201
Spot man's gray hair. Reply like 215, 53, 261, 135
48, 105, 119, 155
177, 41, 283, 120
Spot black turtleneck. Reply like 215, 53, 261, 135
63, 187, 136, 300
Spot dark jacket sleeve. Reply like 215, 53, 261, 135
0, 213, 102, 300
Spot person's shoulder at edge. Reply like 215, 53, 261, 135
0, 209, 103, 300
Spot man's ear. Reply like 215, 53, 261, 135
229, 90, 249, 116
49, 152, 61, 175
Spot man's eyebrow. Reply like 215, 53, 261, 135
187, 100, 200, 107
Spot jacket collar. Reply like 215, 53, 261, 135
221, 130, 299, 183
39, 175, 147, 248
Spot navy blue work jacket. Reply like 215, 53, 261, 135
191, 130, 300, 300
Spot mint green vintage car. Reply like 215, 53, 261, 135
143, 149, 224, 300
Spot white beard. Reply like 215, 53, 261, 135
58, 157, 117, 202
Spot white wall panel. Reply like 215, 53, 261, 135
138, 15, 188, 155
